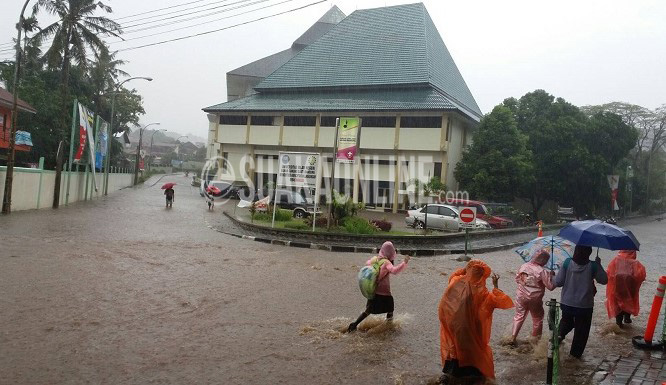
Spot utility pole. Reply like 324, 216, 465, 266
134, 122, 160, 185
2, 0, 33, 214
104, 76, 152, 195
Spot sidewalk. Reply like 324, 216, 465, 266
594, 350, 665, 384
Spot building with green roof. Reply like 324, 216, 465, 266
203, 3, 481, 212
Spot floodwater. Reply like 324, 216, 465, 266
1, 174, 664, 384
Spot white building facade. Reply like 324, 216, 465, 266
203, 3, 481, 212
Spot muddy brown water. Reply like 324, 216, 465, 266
1, 176, 664, 384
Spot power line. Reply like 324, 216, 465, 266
117, 0, 326, 52
121, 0, 263, 33
0, 0, 280, 52
117, 0, 237, 25
121, 0, 247, 30
0, 0, 328, 64
110, 0, 298, 44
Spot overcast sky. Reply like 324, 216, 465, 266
1, 0, 665, 140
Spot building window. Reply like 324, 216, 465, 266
400, 116, 442, 128
220, 115, 247, 125
222, 152, 228, 172
361, 159, 396, 166
250, 115, 275, 126
284, 116, 316, 126
434, 162, 442, 179
361, 116, 396, 127
320, 116, 338, 127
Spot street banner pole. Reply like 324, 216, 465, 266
313, 154, 322, 232
65, 99, 78, 205
327, 118, 340, 230
546, 298, 560, 384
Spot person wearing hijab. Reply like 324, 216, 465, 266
438, 259, 514, 383
554, 245, 608, 358
606, 250, 646, 327
510, 249, 556, 345
347, 241, 410, 332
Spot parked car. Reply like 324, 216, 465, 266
200, 180, 248, 199
441, 199, 513, 228
404, 204, 491, 231
261, 188, 321, 218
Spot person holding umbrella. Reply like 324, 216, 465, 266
162, 183, 176, 208
510, 249, 556, 346
554, 245, 608, 359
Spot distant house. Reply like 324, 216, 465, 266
0, 86, 37, 157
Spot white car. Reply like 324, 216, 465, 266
404, 204, 491, 232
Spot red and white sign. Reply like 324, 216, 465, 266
459, 206, 477, 228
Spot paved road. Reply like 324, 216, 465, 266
1, 176, 664, 384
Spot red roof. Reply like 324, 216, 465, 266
0, 86, 37, 114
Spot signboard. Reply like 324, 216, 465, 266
459, 206, 477, 228
607, 175, 620, 211
74, 103, 93, 163
277, 152, 320, 189
335, 117, 360, 164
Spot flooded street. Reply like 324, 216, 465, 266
1, 174, 665, 384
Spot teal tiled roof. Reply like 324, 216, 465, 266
254, 3, 481, 119
203, 87, 459, 112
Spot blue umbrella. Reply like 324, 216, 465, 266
515, 235, 575, 270
558, 220, 640, 251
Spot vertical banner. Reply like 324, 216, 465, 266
74, 102, 93, 163
335, 117, 361, 164
607, 175, 620, 211
96, 121, 108, 170
86, 114, 97, 191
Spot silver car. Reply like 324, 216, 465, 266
405, 204, 491, 231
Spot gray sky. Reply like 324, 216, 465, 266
1, 0, 665, 140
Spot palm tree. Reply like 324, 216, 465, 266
32, 0, 122, 95
89, 48, 128, 120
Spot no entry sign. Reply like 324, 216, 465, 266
459, 207, 477, 228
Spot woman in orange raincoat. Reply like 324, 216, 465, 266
606, 250, 646, 327
438, 259, 514, 382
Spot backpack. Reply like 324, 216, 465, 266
358, 257, 389, 299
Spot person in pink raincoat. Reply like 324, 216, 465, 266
510, 249, 556, 345
347, 241, 410, 332
606, 250, 646, 328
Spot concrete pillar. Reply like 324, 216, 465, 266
392, 115, 401, 213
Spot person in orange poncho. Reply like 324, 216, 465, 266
438, 260, 514, 383
605, 250, 646, 328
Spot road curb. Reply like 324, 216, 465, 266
209, 224, 528, 256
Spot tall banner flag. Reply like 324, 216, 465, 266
607, 175, 620, 211
96, 121, 108, 170
335, 117, 361, 164
74, 103, 93, 163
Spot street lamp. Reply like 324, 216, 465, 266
149, 128, 167, 171
104, 76, 152, 195
175, 135, 188, 170
2, 0, 35, 214
134, 122, 160, 185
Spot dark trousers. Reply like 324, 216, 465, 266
559, 304, 594, 358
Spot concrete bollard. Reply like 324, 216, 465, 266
632, 275, 666, 350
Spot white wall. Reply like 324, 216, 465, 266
0, 167, 134, 212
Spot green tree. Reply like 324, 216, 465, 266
455, 105, 533, 202
33, 0, 122, 92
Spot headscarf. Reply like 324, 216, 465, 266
572, 245, 593, 265
531, 249, 551, 267
378, 241, 396, 261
